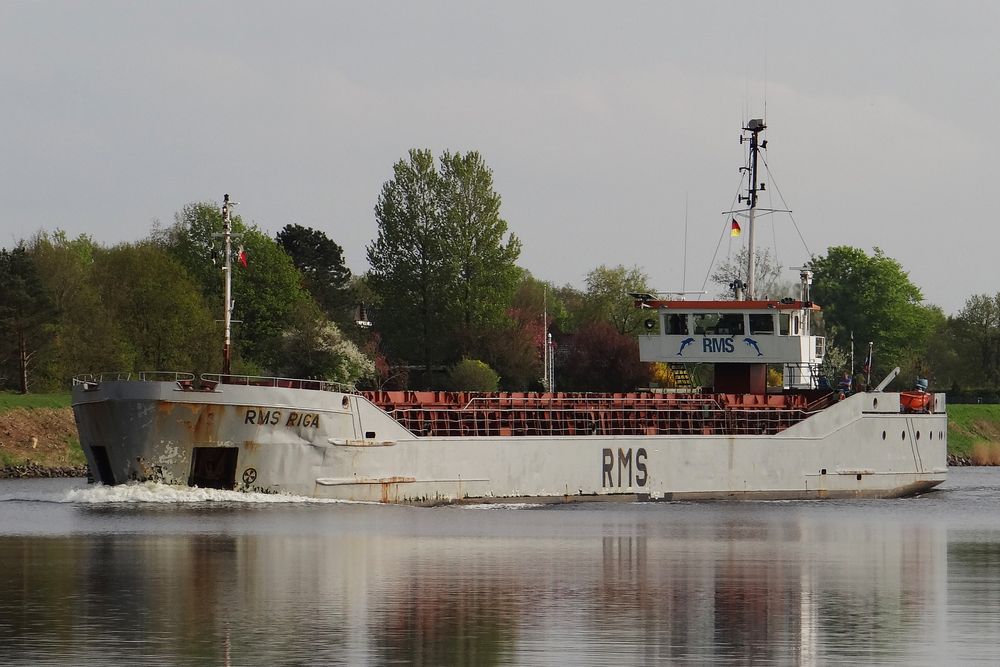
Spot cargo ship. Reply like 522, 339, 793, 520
71, 121, 946, 503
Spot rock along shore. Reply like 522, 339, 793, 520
0, 462, 89, 479
947, 454, 973, 467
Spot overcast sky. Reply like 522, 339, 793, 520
1, 1, 993, 313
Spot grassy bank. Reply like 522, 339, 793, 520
946, 404, 1000, 464
0, 392, 84, 470
0, 392, 71, 411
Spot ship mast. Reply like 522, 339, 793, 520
739, 119, 766, 300
222, 193, 236, 376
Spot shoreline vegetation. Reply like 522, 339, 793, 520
1, 393, 998, 479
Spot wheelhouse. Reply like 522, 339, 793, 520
637, 299, 825, 391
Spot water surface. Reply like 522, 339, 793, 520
1, 469, 998, 665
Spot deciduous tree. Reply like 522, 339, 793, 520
274, 310, 374, 385
710, 247, 790, 300
439, 150, 521, 352
367, 150, 522, 385
559, 321, 650, 392
29, 231, 131, 389
367, 149, 452, 386
810, 246, 934, 377
952, 294, 1000, 388
446, 359, 500, 391
580, 265, 653, 335
90, 242, 217, 372
158, 201, 312, 370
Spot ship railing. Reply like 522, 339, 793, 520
782, 362, 823, 389
200, 373, 354, 394
458, 395, 726, 411
384, 404, 823, 437
73, 371, 197, 385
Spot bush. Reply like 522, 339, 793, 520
447, 359, 500, 392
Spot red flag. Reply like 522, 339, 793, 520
238, 246, 248, 268
730, 219, 741, 237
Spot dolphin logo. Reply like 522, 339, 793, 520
743, 337, 763, 356
677, 337, 695, 356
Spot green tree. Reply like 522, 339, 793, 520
439, 150, 522, 352
29, 231, 131, 389
367, 150, 523, 387
366, 150, 454, 386
274, 311, 374, 385
552, 283, 587, 333
447, 358, 500, 391
952, 293, 1000, 388
0, 245, 54, 392
276, 224, 354, 323
580, 265, 653, 335
809, 246, 934, 376
158, 201, 312, 370
91, 242, 217, 371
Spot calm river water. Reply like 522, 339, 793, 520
1, 468, 999, 665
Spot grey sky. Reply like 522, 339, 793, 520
1, 1, 993, 313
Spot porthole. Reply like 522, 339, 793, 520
873, 398, 879, 409
930, 431, 934, 440
342, 395, 350, 409
939, 430, 944, 439
901, 431, 906, 440
916, 431, 921, 440
881, 431, 886, 440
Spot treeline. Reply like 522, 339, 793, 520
0, 149, 992, 395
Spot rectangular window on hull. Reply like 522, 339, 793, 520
189, 447, 239, 490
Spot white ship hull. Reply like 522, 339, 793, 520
72, 380, 947, 503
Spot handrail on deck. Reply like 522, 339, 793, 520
71, 371, 353, 393
72, 371, 196, 385
200, 373, 353, 393
458, 395, 726, 411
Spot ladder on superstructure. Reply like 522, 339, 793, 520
669, 363, 693, 389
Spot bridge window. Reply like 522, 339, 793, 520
664, 313, 689, 335
693, 313, 721, 335
749, 313, 775, 335
779, 313, 790, 335
718, 314, 745, 335
693, 313, 744, 335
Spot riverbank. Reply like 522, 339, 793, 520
2, 393, 999, 477
946, 404, 1000, 465
0, 393, 86, 478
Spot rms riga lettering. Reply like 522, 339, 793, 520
601, 447, 648, 488
244, 409, 320, 428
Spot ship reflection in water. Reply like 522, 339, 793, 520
1, 470, 1000, 665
